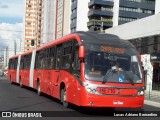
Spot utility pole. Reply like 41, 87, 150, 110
100, 17, 104, 32
14, 40, 17, 55
3, 46, 9, 67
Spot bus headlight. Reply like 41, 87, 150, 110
137, 87, 144, 96
137, 91, 144, 96
86, 87, 97, 94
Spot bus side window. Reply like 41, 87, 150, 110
49, 47, 55, 69
74, 51, 80, 70
62, 45, 72, 70
72, 46, 80, 76
55, 44, 62, 69
20, 57, 24, 70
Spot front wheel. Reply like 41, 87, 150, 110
61, 88, 69, 108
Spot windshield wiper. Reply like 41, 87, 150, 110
123, 71, 134, 85
102, 70, 135, 85
102, 70, 112, 84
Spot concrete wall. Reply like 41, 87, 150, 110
113, 0, 119, 26
105, 13, 160, 40
41, 0, 56, 43
155, 0, 160, 14
76, 0, 90, 31
63, 0, 71, 35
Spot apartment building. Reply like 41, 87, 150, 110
87, 0, 155, 31
24, 0, 42, 51
55, 0, 71, 38
70, 0, 90, 32
41, 0, 56, 44
40, 0, 71, 43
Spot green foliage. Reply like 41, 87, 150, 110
89, 19, 112, 23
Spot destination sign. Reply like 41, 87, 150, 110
100, 46, 125, 54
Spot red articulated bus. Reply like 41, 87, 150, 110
8, 31, 144, 108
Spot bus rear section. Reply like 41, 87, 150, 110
72, 42, 144, 108
8, 57, 19, 83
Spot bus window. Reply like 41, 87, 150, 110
62, 46, 72, 70
24, 54, 31, 70
55, 44, 62, 69
20, 56, 24, 70
72, 50, 80, 76
49, 47, 55, 69
71, 40, 80, 76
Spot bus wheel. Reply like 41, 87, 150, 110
61, 88, 69, 108
10, 76, 13, 84
37, 82, 42, 96
20, 80, 23, 88
10, 80, 13, 84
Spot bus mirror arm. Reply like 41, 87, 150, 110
78, 46, 85, 60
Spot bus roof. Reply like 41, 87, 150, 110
36, 33, 82, 51
9, 31, 134, 60
9, 54, 19, 59
72, 31, 134, 47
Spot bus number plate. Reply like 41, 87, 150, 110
97, 88, 118, 95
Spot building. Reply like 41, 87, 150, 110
105, 13, 160, 91
25, 0, 159, 45
55, 0, 71, 38
0, 55, 4, 69
40, 0, 71, 43
23, 0, 42, 51
3, 46, 9, 68
70, 0, 90, 32
87, 0, 155, 31
41, 0, 56, 44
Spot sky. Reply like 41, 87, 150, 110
0, 0, 24, 55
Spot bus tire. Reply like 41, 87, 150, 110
10, 76, 13, 84
20, 80, 23, 88
37, 82, 42, 96
61, 88, 69, 108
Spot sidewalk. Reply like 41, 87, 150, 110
144, 90, 160, 108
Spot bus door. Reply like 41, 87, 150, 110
16, 55, 21, 84
52, 44, 62, 98
24, 54, 32, 86
60, 40, 80, 104
69, 46, 80, 104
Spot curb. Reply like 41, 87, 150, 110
144, 100, 160, 108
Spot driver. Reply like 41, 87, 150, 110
111, 60, 123, 72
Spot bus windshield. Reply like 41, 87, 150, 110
84, 45, 142, 84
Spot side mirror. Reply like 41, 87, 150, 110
78, 46, 85, 59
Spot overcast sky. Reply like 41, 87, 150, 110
0, 0, 24, 55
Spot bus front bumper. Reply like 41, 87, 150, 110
80, 94, 144, 108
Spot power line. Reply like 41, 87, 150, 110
0, 29, 23, 33
0, 28, 68, 35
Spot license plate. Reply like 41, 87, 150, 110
97, 88, 118, 95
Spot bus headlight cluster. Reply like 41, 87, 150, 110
137, 87, 144, 96
137, 91, 144, 96
86, 87, 97, 94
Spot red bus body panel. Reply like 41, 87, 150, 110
8, 70, 17, 82
7, 33, 144, 108
73, 82, 144, 108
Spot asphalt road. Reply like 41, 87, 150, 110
0, 77, 160, 120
